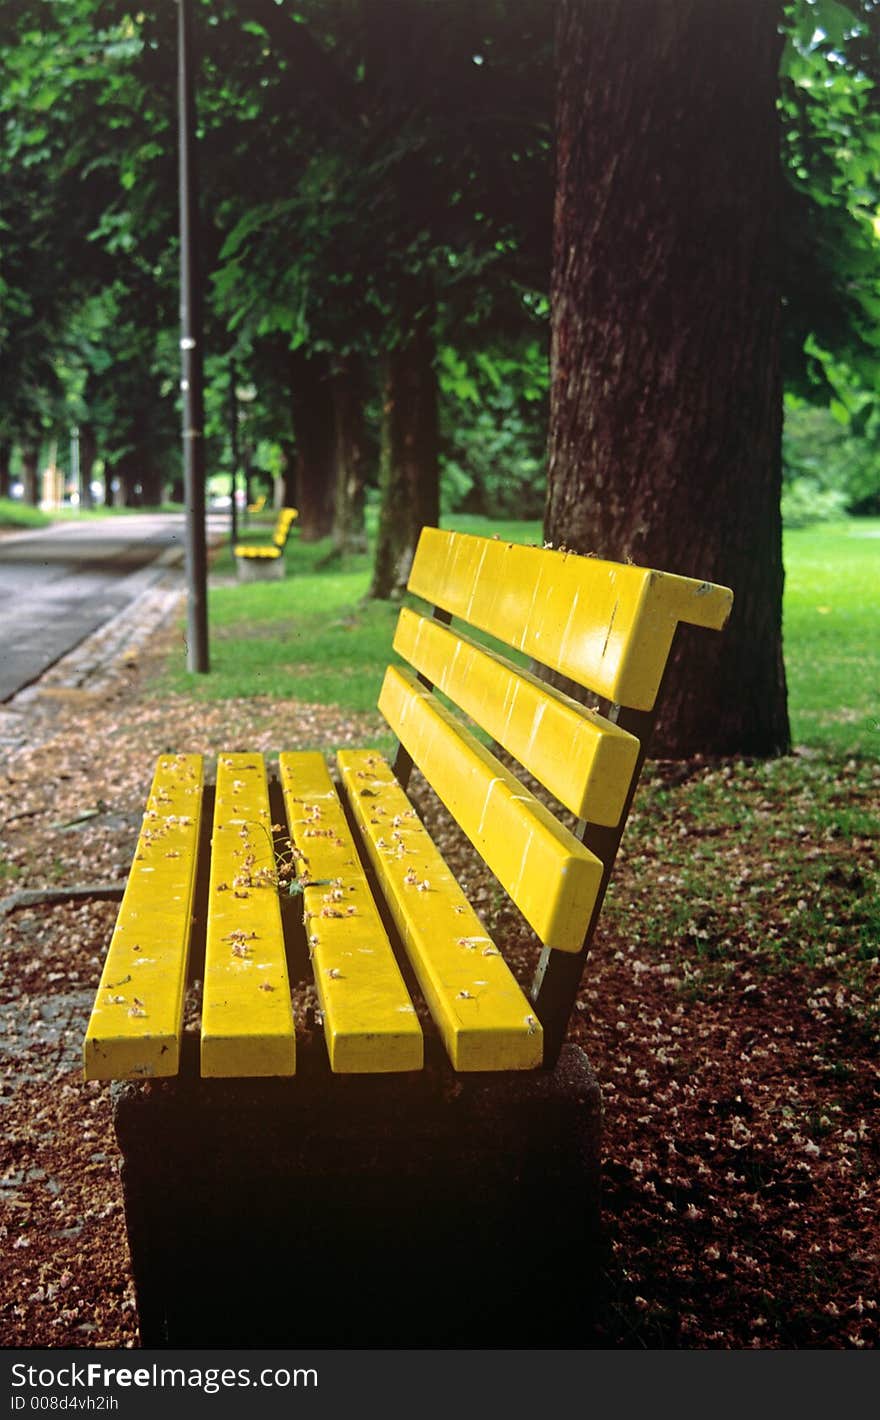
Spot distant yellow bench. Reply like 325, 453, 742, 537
247, 493, 267, 514
83, 526, 733, 1347
233, 505, 297, 579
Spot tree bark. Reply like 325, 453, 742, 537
288, 350, 336, 540
115, 455, 139, 506
545, 0, 790, 758
0, 441, 11, 500
370, 293, 440, 599
277, 439, 296, 509
79, 423, 97, 509
21, 447, 39, 507
331, 356, 369, 555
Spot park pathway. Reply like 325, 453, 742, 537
0, 513, 226, 702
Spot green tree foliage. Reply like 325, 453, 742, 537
1, 0, 877, 538
0, 1, 182, 499
438, 338, 548, 518
780, 0, 880, 395
783, 385, 880, 522
209, 1, 552, 355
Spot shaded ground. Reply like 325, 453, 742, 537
1, 621, 877, 1349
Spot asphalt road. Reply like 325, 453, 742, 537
0, 513, 223, 702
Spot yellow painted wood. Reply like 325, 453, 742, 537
393, 606, 640, 825
338, 750, 543, 1071
379, 666, 603, 953
278, 751, 423, 1072
201, 753, 296, 1077
83, 754, 203, 1081
272, 506, 298, 547
407, 527, 734, 711
234, 507, 298, 558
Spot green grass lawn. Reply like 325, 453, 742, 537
51, 502, 186, 520
0, 498, 51, 530
782, 518, 879, 757
165, 513, 878, 761
0, 500, 186, 529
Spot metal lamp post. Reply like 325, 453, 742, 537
177, 0, 209, 673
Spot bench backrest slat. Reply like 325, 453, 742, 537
379, 664, 604, 952
407, 527, 733, 711
273, 507, 298, 548
392, 527, 733, 1059
393, 606, 640, 826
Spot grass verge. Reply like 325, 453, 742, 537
0, 498, 51, 530
783, 518, 880, 756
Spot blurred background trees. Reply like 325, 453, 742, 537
0, 0, 877, 563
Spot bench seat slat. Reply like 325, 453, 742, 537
379, 666, 603, 953
393, 606, 641, 825
201, 754, 296, 1077
83, 754, 203, 1081
407, 527, 733, 711
279, 751, 424, 1073
338, 750, 543, 1071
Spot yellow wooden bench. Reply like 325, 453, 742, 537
246, 493, 267, 514
233, 504, 297, 579
84, 526, 732, 1346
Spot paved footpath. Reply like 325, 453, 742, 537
0, 514, 227, 751
0, 557, 185, 754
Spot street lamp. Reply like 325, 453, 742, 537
177, 0, 209, 673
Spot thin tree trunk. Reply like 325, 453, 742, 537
228, 363, 239, 544
545, 0, 789, 758
138, 463, 163, 507
370, 294, 440, 599
79, 423, 97, 509
0, 441, 11, 500
105, 460, 127, 506
21, 447, 39, 507
119, 456, 139, 506
331, 356, 368, 555
289, 351, 335, 541
278, 439, 297, 510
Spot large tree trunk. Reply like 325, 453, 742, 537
370, 296, 440, 599
331, 356, 368, 555
289, 351, 335, 541
21, 447, 39, 507
545, 0, 790, 758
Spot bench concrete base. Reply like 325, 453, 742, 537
112, 1037, 603, 1348
235, 553, 285, 581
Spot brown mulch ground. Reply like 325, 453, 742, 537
0, 623, 877, 1350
